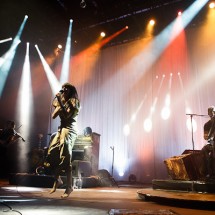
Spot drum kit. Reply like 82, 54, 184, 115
28, 133, 49, 175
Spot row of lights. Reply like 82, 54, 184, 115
56, 1, 215, 51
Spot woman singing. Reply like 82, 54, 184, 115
44, 83, 80, 198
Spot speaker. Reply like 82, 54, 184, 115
9, 173, 55, 188
164, 152, 207, 180
72, 160, 92, 177
97, 169, 117, 187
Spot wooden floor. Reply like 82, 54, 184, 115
1, 178, 215, 215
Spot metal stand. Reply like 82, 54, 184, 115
110, 146, 119, 187
186, 113, 208, 152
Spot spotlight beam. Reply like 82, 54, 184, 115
0, 15, 28, 97
16, 42, 33, 172
0, 37, 13, 43
60, 19, 73, 83
35, 45, 61, 95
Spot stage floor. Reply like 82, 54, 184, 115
1, 178, 215, 215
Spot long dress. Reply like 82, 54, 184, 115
44, 97, 80, 175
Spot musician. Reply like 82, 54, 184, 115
202, 106, 215, 178
44, 83, 80, 198
0, 120, 25, 177
0, 120, 25, 146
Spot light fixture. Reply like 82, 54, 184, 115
80, 0, 86, 8
100, 32, 106, 37
209, 2, 215, 9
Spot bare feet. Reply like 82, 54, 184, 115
61, 187, 73, 198
49, 178, 63, 194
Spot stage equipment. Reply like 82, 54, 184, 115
164, 151, 207, 180
73, 132, 100, 175
97, 169, 118, 187
186, 113, 208, 151
72, 160, 92, 177
80, 0, 86, 8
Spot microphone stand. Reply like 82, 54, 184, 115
110, 146, 114, 177
186, 113, 208, 152
110, 146, 118, 187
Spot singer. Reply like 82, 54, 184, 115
44, 82, 80, 198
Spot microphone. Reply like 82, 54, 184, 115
54, 89, 64, 99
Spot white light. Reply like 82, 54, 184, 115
119, 171, 124, 177
186, 118, 197, 132
131, 113, 136, 122
123, 124, 130, 136
161, 107, 171, 120
209, 2, 215, 9
165, 94, 170, 106
58, 44, 63, 49
100, 32, 106, 37
149, 19, 155, 26
0, 37, 13, 43
144, 118, 152, 132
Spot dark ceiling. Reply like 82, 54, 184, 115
0, 0, 204, 55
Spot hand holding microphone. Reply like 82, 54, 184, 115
56, 89, 64, 98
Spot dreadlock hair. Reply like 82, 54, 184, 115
62, 82, 78, 99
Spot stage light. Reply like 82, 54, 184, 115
100, 32, 106, 37
144, 118, 152, 132
186, 117, 197, 132
58, 44, 62, 49
123, 124, 130, 136
149, 19, 155, 26
0, 37, 12, 43
209, 2, 215, 8
125, 26, 129, 29
60, 19, 73, 83
161, 106, 171, 120
118, 171, 124, 177
178, 11, 182, 16
80, 0, 86, 8
0, 15, 27, 97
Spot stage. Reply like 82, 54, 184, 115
1, 177, 215, 215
